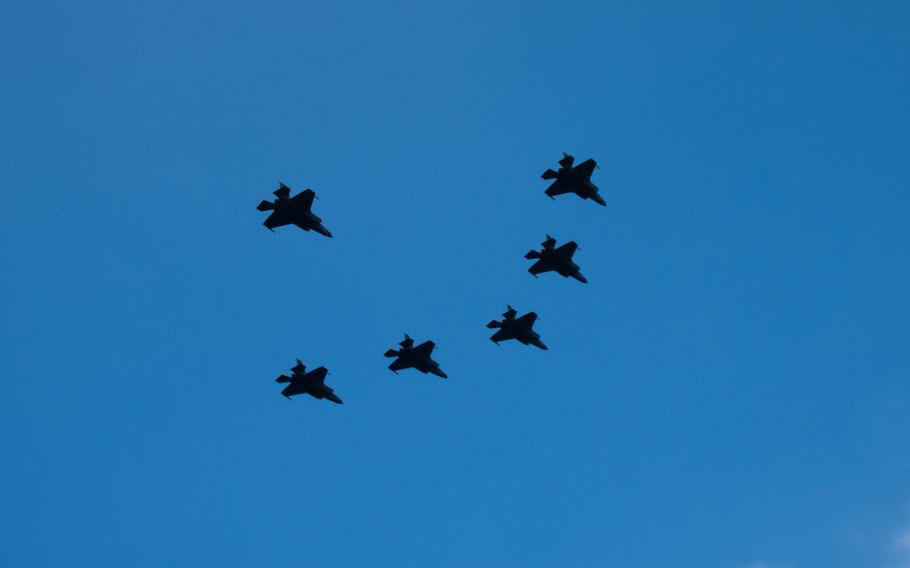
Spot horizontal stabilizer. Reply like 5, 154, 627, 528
257, 200, 274, 211
524, 250, 541, 260
275, 374, 292, 383
384, 349, 399, 358
486, 320, 501, 329
541, 168, 558, 180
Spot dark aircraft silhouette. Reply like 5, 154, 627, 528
384, 334, 448, 378
486, 306, 548, 350
256, 183, 333, 237
275, 359, 342, 403
541, 153, 605, 206
525, 234, 588, 283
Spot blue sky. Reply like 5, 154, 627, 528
2, 1, 909, 566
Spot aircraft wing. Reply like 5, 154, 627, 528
573, 159, 597, 180
291, 189, 316, 211
528, 259, 551, 276
263, 210, 292, 230
516, 312, 538, 328
414, 340, 435, 358
389, 358, 414, 372
544, 179, 574, 197
490, 328, 514, 343
555, 241, 578, 259
281, 381, 309, 397
306, 366, 328, 384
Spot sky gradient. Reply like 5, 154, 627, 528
2, 1, 909, 566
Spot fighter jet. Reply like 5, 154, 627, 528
541, 153, 605, 206
256, 183, 333, 237
384, 334, 448, 378
486, 306, 548, 350
525, 234, 588, 283
275, 359, 343, 403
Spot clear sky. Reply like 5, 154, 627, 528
2, 1, 909, 566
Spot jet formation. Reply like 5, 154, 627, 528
257, 183, 333, 237
275, 359, 343, 404
541, 153, 606, 206
384, 334, 448, 378
267, 152, 604, 403
525, 234, 587, 283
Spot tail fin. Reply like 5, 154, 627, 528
486, 320, 501, 329
274, 183, 291, 198
524, 250, 541, 260
275, 374, 292, 383
257, 200, 274, 211
384, 349, 399, 358
541, 169, 558, 180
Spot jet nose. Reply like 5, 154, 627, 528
575, 273, 588, 284
534, 340, 548, 350
593, 194, 606, 207
433, 368, 448, 379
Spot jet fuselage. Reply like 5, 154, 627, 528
557, 169, 605, 206
539, 247, 585, 282
281, 371, 343, 403
501, 318, 548, 350
275, 196, 333, 237
399, 349, 448, 378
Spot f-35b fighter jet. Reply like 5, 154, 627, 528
541, 153, 605, 206
384, 334, 448, 378
486, 306, 548, 350
525, 234, 587, 283
256, 183, 333, 237
275, 359, 343, 403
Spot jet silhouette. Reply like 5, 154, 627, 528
275, 359, 343, 403
486, 306, 548, 350
257, 183, 333, 237
384, 334, 448, 378
541, 153, 605, 206
525, 234, 588, 283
